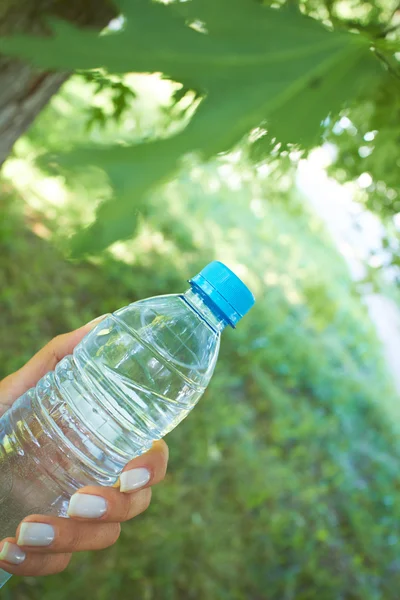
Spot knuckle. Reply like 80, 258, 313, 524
103, 524, 121, 548
137, 488, 152, 514
50, 334, 64, 348
69, 523, 85, 551
49, 554, 72, 575
18, 554, 71, 577
48, 335, 64, 360
122, 496, 135, 521
122, 488, 152, 521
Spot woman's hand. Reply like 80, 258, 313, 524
0, 319, 169, 576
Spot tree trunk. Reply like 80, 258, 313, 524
0, 1, 115, 167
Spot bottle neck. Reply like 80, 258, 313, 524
183, 288, 228, 333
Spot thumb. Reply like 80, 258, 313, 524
0, 315, 108, 413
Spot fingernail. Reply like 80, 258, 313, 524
120, 468, 151, 492
0, 542, 26, 565
18, 523, 55, 547
68, 493, 107, 518
86, 314, 108, 326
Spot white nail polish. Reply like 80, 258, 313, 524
0, 542, 26, 565
18, 523, 55, 547
120, 468, 151, 492
68, 493, 107, 518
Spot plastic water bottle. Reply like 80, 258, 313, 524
0, 262, 254, 586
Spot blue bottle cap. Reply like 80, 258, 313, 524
189, 261, 255, 327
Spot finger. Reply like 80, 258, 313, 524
66, 440, 168, 522
68, 487, 152, 523
14, 516, 121, 554
0, 538, 71, 577
0, 315, 108, 408
117, 439, 169, 493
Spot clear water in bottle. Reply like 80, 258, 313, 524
0, 261, 254, 584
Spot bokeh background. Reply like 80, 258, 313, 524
1, 0, 400, 598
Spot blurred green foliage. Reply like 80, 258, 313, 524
1, 0, 400, 597
328, 73, 400, 219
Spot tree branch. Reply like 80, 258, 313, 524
0, 0, 116, 167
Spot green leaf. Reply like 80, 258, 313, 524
0, 0, 384, 254
60, 140, 181, 255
